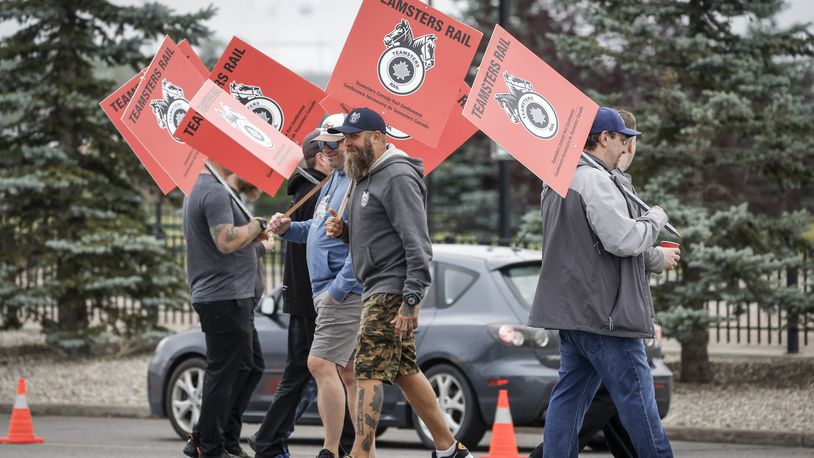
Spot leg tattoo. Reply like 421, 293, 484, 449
356, 387, 365, 436
361, 384, 384, 453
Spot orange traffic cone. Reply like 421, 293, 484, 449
0, 378, 44, 444
482, 389, 522, 458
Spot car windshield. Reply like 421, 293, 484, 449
501, 262, 541, 309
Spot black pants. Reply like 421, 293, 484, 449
193, 298, 255, 458
253, 314, 356, 457
193, 313, 265, 452
223, 318, 264, 451
253, 314, 314, 457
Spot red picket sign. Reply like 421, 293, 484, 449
321, 80, 477, 175
209, 36, 326, 144
99, 69, 176, 194
174, 80, 303, 197
325, 0, 482, 148
119, 36, 208, 195
463, 25, 598, 197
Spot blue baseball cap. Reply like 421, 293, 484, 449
589, 107, 641, 137
327, 107, 387, 134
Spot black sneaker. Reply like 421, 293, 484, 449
225, 446, 251, 458
183, 433, 200, 458
316, 449, 336, 458
246, 434, 290, 458
431, 441, 473, 458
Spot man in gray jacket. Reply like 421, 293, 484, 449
529, 107, 674, 457
324, 107, 473, 458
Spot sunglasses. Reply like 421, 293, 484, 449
318, 139, 344, 150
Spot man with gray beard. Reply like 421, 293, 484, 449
324, 108, 474, 458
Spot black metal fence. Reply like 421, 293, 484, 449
706, 266, 811, 352
7, 202, 812, 352
654, 262, 812, 352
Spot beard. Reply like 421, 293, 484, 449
236, 178, 261, 202
344, 136, 375, 182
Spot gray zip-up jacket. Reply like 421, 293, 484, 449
613, 170, 664, 275
341, 145, 432, 301
528, 153, 668, 338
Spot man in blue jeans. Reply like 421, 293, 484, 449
528, 107, 674, 457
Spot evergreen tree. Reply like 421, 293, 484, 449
487, 0, 814, 381
429, 0, 582, 242
0, 0, 214, 350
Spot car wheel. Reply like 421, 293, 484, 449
411, 363, 487, 449
165, 357, 205, 440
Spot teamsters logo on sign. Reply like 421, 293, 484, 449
378, 19, 437, 96
229, 81, 285, 131
495, 72, 558, 140
386, 124, 411, 140
150, 80, 190, 143
214, 103, 274, 149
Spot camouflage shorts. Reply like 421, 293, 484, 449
354, 293, 419, 384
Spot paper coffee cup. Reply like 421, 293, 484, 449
660, 241, 680, 249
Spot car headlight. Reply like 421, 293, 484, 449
490, 325, 551, 348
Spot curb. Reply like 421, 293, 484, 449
665, 426, 814, 449
4, 404, 813, 448
517, 425, 814, 449
0, 403, 151, 419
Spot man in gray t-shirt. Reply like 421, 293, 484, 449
185, 179, 257, 304
182, 161, 268, 458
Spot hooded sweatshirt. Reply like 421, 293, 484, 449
341, 144, 432, 301
281, 169, 363, 301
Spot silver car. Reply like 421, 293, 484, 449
147, 244, 672, 447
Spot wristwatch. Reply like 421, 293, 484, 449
404, 292, 421, 307
252, 217, 268, 231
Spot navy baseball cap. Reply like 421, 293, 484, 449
327, 107, 387, 134
589, 107, 641, 137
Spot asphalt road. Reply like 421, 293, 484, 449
1, 416, 813, 457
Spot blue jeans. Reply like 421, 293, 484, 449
543, 330, 673, 458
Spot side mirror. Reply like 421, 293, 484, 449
259, 295, 277, 316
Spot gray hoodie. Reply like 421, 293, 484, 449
342, 144, 432, 301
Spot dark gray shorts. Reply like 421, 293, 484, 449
309, 291, 363, 367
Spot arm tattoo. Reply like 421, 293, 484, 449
210, 223, 253, 251
226, 226, 239, 242
210, 224, 228, 245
